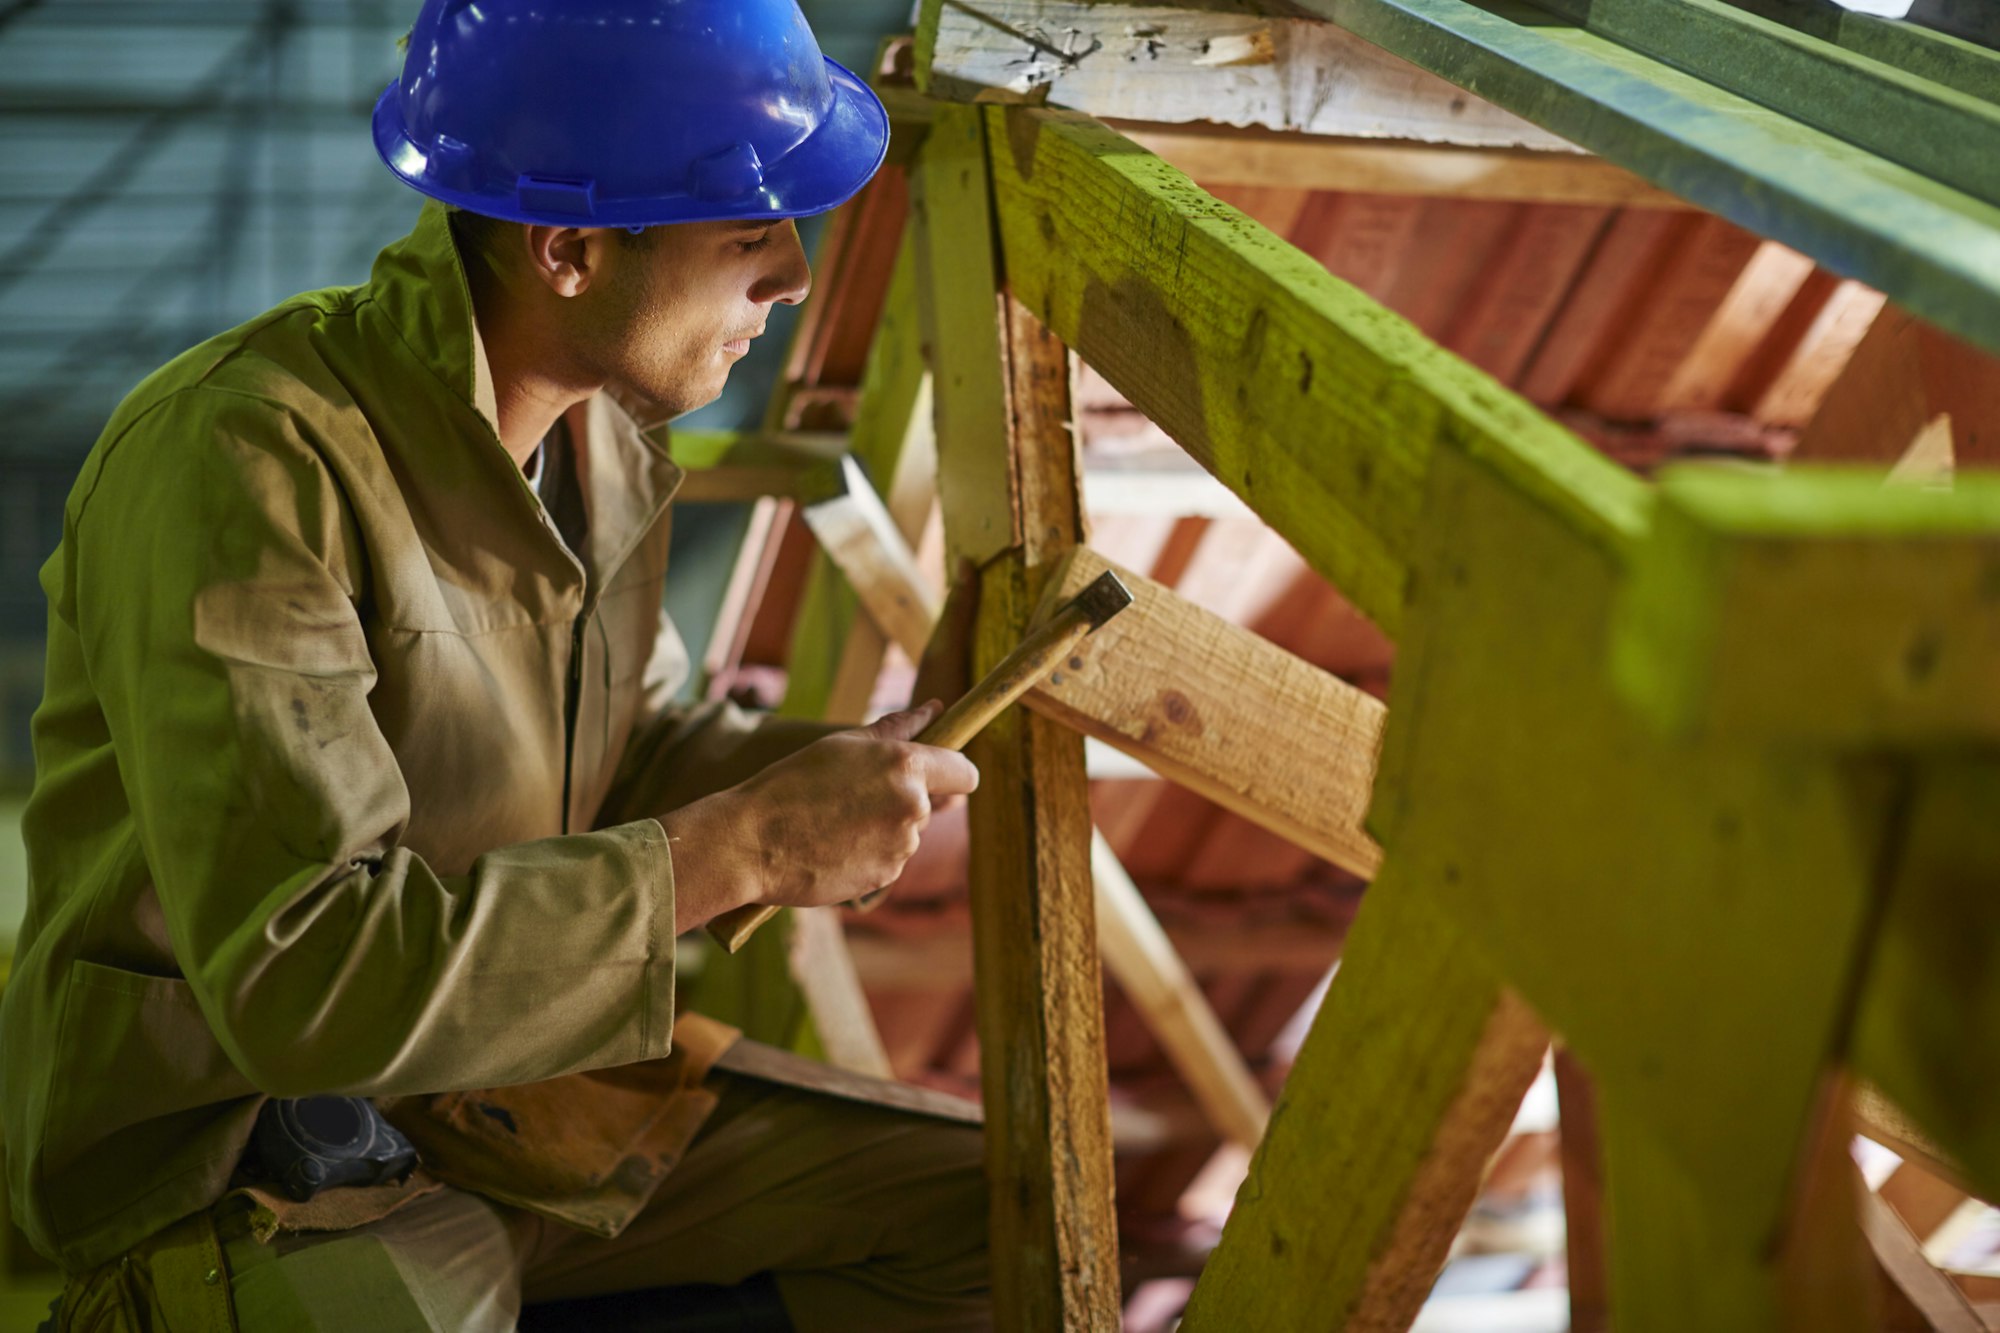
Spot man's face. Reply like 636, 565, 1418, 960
571, 217, 813, 418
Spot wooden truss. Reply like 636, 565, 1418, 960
670, 4, 2000, 1328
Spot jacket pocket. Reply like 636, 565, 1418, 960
41, 960, 260, 1241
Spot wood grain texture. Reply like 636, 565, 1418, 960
927, 135, 1120, 1319
1290, 0, 2000, 357
1527, 0, 2000, 210
1576, 214, 1762, 421
988, 105, 1646, 633
1180, 873, 1548, 1331
1373, 443, 1902, 1329
912, 102, 1019, 567
1092, 834, 1271, 1152
1027, 546, 1385, 879
1795, 307, 2000, 468
1554, 1049, 1609, 1333
1609, 467, 2000, 745
1119, 121, 1687, 206
918, 0, 1574, 148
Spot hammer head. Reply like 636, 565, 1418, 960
1067, 569, 1135, 629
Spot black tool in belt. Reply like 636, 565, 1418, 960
245, 1096, 419, 1202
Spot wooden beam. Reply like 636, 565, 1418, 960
798, 455, 941, 666
1722, 1, 2000, 105
1287, 0, 2000, 357
1863, 1182, 1987, 1333
779, 230, 937, 726
1610, 468, 2000, 745
912, 100, 1018, 568
786, 907, 893, 1078
921, 104, 1118, 1325
1092, 834, 1271, 1153
1876, 1161, 1971, 1248
1115, 120, 1687, 207
1525, 0, 2000, 211
1554, 1049, 1609, 1333
1181, 873, 1549, 1331
1027, 547, 1384, 879
988, 105, 1646, 634
1794, 307, 2000, 468
1853, 757, 2000, 1210
916, 0, 1573, 149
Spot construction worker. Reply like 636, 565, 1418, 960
2, 2, 991, 1328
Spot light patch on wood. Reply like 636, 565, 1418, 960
921, 0, 1578, 149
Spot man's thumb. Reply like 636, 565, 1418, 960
863, 700, 941, 742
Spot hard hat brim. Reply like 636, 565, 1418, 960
373, 57, 891, 229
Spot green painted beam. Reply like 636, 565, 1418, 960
1293, 0, 2000, 356
1610, 465, 2000, 746
987, 106, 1645, 634
1722, 0, 2000, 102
1524, 0, 2000, 209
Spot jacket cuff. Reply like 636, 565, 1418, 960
626, 817, 678, 1062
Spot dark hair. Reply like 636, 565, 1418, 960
447, 207, 657, 271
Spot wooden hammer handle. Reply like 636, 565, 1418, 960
704, 603, 1098, 954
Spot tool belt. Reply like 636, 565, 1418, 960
242, 1096, 419, 1202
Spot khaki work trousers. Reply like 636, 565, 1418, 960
63, 1068, 991, 1332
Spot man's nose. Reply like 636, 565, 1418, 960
755, 221, 813, 307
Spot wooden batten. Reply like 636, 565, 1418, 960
916, 0, 1575, 150
1026, 547, 1385, 880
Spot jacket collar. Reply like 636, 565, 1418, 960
365, 203, 683, 592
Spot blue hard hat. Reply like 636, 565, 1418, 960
372, 0, 890, 228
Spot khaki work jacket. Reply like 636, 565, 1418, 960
1, 203, 822, 1272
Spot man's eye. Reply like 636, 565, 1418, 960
738, 231, 775, 253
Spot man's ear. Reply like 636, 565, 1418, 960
523, 225, 599, 298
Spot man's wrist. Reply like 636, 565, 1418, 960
662, 792, 761, 934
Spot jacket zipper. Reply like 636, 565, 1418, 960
560, 611, 585, 834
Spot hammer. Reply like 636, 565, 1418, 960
705, 569, 1135, 953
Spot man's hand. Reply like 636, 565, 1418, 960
662, 702, 979, 934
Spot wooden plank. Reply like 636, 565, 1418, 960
1180, 873, 1549, 1331
1373, 441, 1899, 1328
1864, 1182, 1987, 1333
1609, 467, 2000, 745
798, 456, 942, 668
1288, 0, 2000, 357
911, 102, 1019, 567
917, 0, 1575, 149
1658, 241, 1820, 415
1723, 0, 2000, 104
1442, 203, 1614, 384
1516, 209, 1686, 406
1092, 835, 1271, 1152
786, 907, 894, 1078
1853, 758, 2000, 1209
988, 105, 1647, 634
1554, 1049, 1608, 1333
1027, 546, 1385, 879
932, 184, 1119, 1322
1381, 200, 1519, 339
1576, 214, 1763, 422
1794, 307, 2000, 468
1526, 0, 2000, 210
1877, 1161, 1970, 1246
1117, 121, 1688, 207
1748, 278, 1887, 428
1287, 192, 1427, 304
